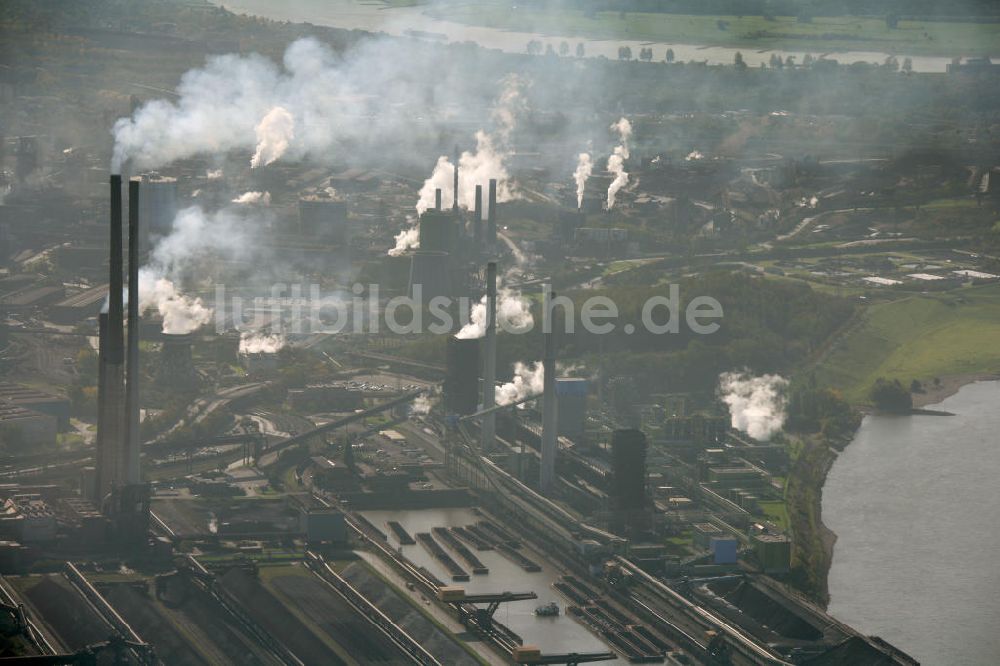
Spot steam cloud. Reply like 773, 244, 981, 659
496, 361, 544, 406
232, 190, 271, 205
388, 216, 420, 256
251, 106, 295, 168
718, 371, 789, 441
456, 288, 534, 339
139, 205, 257, 334
606, 117, 632, 210
415, 75, 526, 216
411, 394, 431, 415
239, 331, 286, 354
573, 152, 593, 209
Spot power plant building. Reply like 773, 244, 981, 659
555, 378, 588, 441
610, 428, 648, 535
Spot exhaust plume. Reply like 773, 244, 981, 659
138, 271, 212, 334
251, 106, 295, 168
573, 152, 593, 209
606, 117, 632, 210
496, 361, 544, 406
232, 190, 271, 205
718, 371, 789, 441
239, 331, 286, 354
411, 394, 431, 415
388, 222, 420, 256
457, 289, 533, 339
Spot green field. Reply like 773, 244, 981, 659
814, 283, 1000, 403
426, 4, 999, 57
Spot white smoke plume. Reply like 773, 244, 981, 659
206, 169, 223, 180
718, 371, 789, 441
496, 361, 544, 406
388, 223, 420, 256
251, 106, 295, 168
685, 150, 704, 161
239, 331, 286, 354
138, 271, 212, 334
456, 289, 533, 339
416, 131, 515, 216
573, 152, 593, 209
138, 205, 257, 334
232, 191, 271, 205
606, 117, 632, 210
411, 394, 431, 415
415, 75, 525, 216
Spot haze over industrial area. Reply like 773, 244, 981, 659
0, 1, 998, 664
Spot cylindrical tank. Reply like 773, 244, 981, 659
445, 335, 479, 415
611, 428, 647, 513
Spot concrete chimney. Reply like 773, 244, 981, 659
435, 187, 442, 212
125, 179, 141, 485
452, 145, 460, 211
96, 176, 126, 503
474, 184, 483, 246
481, 261, 497, 452
540, 289, 558, 494
487, 179, 497, 246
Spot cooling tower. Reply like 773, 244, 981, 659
419, 210, 454, 254
444, 335, 480, 415
140, 172, 178, 251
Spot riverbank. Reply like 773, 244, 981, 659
788, 371, 998, 607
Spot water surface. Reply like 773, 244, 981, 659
825, 381, 1000, 665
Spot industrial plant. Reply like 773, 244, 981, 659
0, 0, 997, 664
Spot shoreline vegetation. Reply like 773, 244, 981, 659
791, 372, 997, 607
422, 5, 1000, 58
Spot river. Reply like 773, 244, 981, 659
824, 381, 1000, 666
216, 0, 966, 73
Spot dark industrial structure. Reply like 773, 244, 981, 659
610, 428, 647, 535
444, 335, 479, 416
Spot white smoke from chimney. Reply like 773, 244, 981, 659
206, 169, 224, 180
232, 191, 271, 205
606, 117, 632, 210
138, 205, 257, 334
138, 270, 212, 334
251, 106, 294, 168
685, 150, 704, 161
388, 224, 420, 256
239, 331, 286, 354
496, 361, 544, 406
416, 131, 515, 216
456, 289, 533, 339
573, 152, 593, 209
718, 371, 789, 441
411, 394, 431, 415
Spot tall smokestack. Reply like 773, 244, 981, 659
540, 289, 558, 494
435, 187, 442, 212
481, 261, 497, 453
125, 179, 141, 485
474, 184, 483, 246
96, 176, 126, 504
108, 176, 124, 364
487, 179, 497, 247
452, 145, 459, 211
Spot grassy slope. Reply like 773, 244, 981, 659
425, 5, 1000, 56
813, 283, 1000, 403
